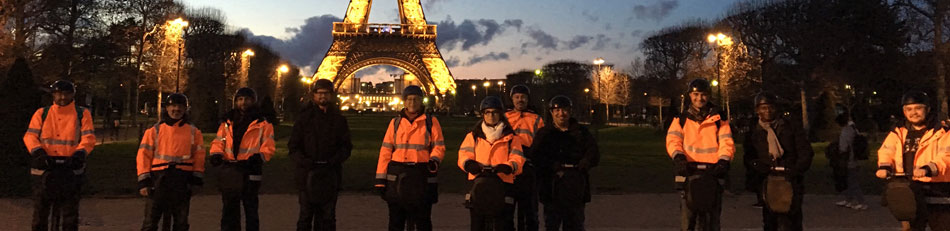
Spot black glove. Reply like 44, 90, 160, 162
68, 151, 86, 170
189, 174, 204, 186
752, 159, 772, 174
31, 149, 50, 170
577, 160, 591, 172
672, 154, 688, 176
373, 179, 387, 197
495, 164, 513, 174
463, 160, 483, 175
137, 176, 153, 191
711, 159, 730, 177
427, 159, 440, 173
249, 153, 264, 166
210, 154, 224, 167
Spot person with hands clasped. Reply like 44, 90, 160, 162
136, 93, 205, 231
209, 87, 276, 231
459, 96, 526, 231
375, 85, 446, 231
288, 79, 353, 231
742, 93, 813, 231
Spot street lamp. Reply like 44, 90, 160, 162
483, 81, 490, 95
171, 18, 188, 93
707, 32, 733, 117
276, 64, 289, 112
584, 88, 592, 122
471, 84, 477, 97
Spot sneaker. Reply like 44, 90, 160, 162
835, 200, 850, 207
849, 203, 868, 210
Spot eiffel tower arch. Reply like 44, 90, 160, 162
311, 0, 457, 96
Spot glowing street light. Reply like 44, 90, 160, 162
483, 81, 490, 95
711, 80, 720, 87
242, 49, 255, 57
534, 69, 542, 76
471, 84, 477, 96
593, 57, 605, 65
169, 17, 189, 93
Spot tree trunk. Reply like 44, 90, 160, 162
800, 83, 809, 134
935, 1, 948, 119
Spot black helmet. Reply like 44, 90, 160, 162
480, 96, 505, 111
234, 87, 257, 102
402, 85, 425, 99
901, 91, 930, 107
548, 95, 573, 109
50, 80, 76, 93
165, 93, 189, 107
311, 79, 335, 93
686, 79, 712, 94
754, 92, 777, 107
510, 84, 530, 97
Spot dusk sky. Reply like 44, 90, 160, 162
179, 0, 742, 84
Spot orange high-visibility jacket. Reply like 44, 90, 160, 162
23, 102, 95, 159
457, 130, 526, 183
209, 119, 276, 161
376, 114, 446, 181
878, 127, 950, 182
506, 110, 544, 148
136, 121, 206, 181
666, 114, 735, 164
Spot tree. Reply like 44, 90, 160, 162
641, 21, 712, 111
591, 66, 631, 123
895, 0, 950, 119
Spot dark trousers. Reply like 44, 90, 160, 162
297, 192, 338, 231
221, 180, 261, 231
470, 203, 515, 231
513, 166, 539, 231
680, 192, 722, 231
31, 176, 81, 231
926, 204, 950, 231
387, 201, 433, 231
142, 195, 192, 231
542, 203, 585, 231
762, 191, 803, 231
909, 182, 950, 231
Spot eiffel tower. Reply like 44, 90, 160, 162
311, 0, 457, 95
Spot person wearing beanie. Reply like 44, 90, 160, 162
288, 79, 353, 230
209, 87, 276, 231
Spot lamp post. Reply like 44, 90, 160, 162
593, 57, 607, 123
584, 88, 591, 122
471, 84, 477, 97
276, 64, 289, 112
483, 81, 490, 95
707, 32, 733, 118
171, 18, 188, 93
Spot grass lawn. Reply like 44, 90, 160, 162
82, 114, 885, 197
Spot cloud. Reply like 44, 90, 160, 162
592, 34, 611, 50
444, 56, 461, 67
581, 10, 599, 22
244, 15, 340, 70
434, 17, 521, 51
523, 28, 559, 50
631, 30, 644, 38
565, 35, 593, 50
503, 20, 523, 32
632, 0, 679, 22
466, 52, 510, 66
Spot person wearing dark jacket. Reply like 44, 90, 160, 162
531, 95, 600, 231
288, 79, 353, 231
743, 93, 814, 231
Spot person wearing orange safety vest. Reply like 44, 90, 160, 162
209, 87, 276, 231
875, 91, 950, 230
136, 93, 205, 231
665, 79, 735, 231
506, 84, 543, 231
459, 96, 526, 231
375, 85, 445, 231
23, 80, 95, 231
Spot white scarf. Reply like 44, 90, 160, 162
482, 122, 506, 143
758, 119, 784, 159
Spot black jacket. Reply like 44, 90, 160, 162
531, 118, 600, 203
743, 117, 814, 188
287, 103, 353, 189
